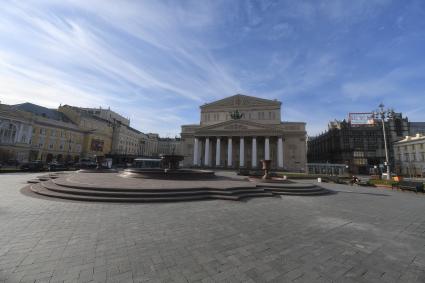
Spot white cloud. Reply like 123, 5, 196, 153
0, 1, 244, 135
341, 66, 425, 100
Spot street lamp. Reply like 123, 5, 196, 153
373, 103, 394, 180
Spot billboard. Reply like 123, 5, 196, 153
90, 139, 104, 152
349, 113, 375, 126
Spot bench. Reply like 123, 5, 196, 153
392, 181, 424, 193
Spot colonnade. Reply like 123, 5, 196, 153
193, 136, 284, 168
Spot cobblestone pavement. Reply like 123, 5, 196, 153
1, 172, 425, 283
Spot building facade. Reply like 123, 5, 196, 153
141, 133, 159, 157
308, 113, 409, 174
111, 124, 142, 156
60, 105, 160, 162
0, 104, 33, 163
76, 107, 130, 126
181, 94, 307, 171
13, 103, 85, 163
58, 105, 113, 159
158, 138, 182, 155
394, 134, 425, 176
1, 102, 162, 164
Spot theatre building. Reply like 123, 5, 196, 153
181, 94, 307, 171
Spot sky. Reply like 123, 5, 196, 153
1, 0, 424, 137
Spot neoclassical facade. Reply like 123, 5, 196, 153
0, 105, 33, 162
394, 134, 425, 176
181, 94, 307, 171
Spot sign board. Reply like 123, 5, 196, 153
90, 139, 104, 152
349, 113, 375, 126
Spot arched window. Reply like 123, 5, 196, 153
0, 122, 17, 144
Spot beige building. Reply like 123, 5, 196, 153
13, 103, 85, 163
0, 104, 33, 162
140, 133, 159, 157
0, 103, 87, 163
77, 106, 130, 126
62, 106, 161, 160
181, 94, 307, 171
112, 124, 142, 156
158, 138, 182, 155
394, 134, 425, 176
58, 105, 113, 159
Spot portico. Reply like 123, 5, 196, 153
193, 131, 285, 169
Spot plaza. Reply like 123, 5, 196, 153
1, 172, 425, 282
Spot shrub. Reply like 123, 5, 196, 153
368, 179, 397, 186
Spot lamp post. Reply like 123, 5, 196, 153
373, 103, 394, 180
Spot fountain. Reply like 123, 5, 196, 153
78, 155, 118, 173
122, 154, 215, 180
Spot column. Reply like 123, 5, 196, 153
239, 137, 245, 167
265, 137, 270, 160
204, 137, 210, 166
252, 137, 257, 168
227, 137, 232, 167
215, 137, 221, 167
16, 123, 24, 143
28, 126, 33, 145
193, 138, 199, 166
198, 139, 202, 165
278, 137, 283, 168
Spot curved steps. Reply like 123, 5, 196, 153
30, 180, 276, 202
256, 183, 331, 196
28, 174, 332, 202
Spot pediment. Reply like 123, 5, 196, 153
196, 120, 276, 133
201, 94, 281, 109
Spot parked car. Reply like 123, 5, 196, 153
74, 158, 97, 169
5, 159, 20, 167
47, 162, 68, 171
20, 161, 45, 171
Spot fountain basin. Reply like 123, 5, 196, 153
122, 168, 215, 180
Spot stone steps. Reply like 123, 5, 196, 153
256, 183, 331, 196
30, 181, 276, 202
28, 174, 332, 202
51, 179, 262, 193
42, 180, 268, 197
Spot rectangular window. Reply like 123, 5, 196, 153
39, 137, 45, 148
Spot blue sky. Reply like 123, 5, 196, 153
1, 0, 424, 136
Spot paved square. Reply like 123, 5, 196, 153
1, 173, 425, 282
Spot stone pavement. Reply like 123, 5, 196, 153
1, 172, 425, 283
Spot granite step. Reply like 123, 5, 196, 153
41, 180, 271, 198
31, 181, 276, 202
30, 183, 226, 202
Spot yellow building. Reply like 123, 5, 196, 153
0, 104, 33, 163
13, 103, 85, 163
58, 105, 113, 158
